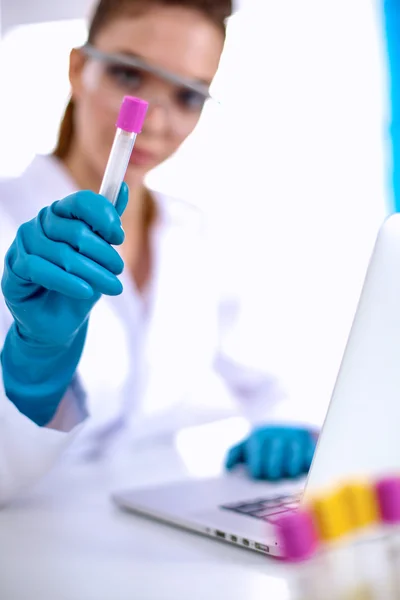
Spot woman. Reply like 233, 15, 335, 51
0, 0, 316, 505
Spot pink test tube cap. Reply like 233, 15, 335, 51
116, 96, 149, 134
375, 477, 400, 524
274, 509, 319, 562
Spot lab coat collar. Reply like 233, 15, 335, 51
1, 154, 77, 226
33, 154, 78, 197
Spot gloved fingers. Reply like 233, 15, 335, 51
262, 435, 286, 481
115, 182, 129, 218
283, 436, 305, 479
20, 254, 94, 299
52, 191, 124, 246
303, 434, 317, 472
41, 209, 124, 275
247, 431, 269, 479
225, 441, 246, 470
21, 230, 123, 297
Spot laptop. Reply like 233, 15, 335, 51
113, 214, 400, 556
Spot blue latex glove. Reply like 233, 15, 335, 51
1, 184, 128, 426
225, 426, 317, 481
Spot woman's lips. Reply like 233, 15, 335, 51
129, 147, 157, 166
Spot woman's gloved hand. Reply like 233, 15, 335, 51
1, 185, 128, 426
225, 425, 317, 481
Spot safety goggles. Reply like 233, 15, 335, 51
80, 43, 215, 136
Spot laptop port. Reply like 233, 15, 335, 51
215, 530, 226, 539
242, 538, 250, 547
230, 535, 238, 543
255, 542, 270, 553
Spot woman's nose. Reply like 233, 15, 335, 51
142, 101, 169, 135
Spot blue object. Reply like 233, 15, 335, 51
225, 425, 317, 481
1, 184, 128, 426
382, 0, 400, 212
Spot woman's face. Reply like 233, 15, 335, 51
69, 6, 224, 186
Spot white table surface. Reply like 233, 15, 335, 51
0, 424, 298, 600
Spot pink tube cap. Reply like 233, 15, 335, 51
375, 477, 400, 523
275, 509, 319, 562
116, 96, 149, 134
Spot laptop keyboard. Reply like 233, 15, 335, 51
220, 493, 302, 522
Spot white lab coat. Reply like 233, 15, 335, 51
0, 155, 284, 504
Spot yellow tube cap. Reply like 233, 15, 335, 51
339, 481, 379, 530
310, 489, 352, 542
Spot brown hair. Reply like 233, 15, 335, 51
54, 0, 232, 226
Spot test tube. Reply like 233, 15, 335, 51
275, 508, 324, 600
339, 481, 392, 600
375, 477, 400, 598
99, 96, 149, 206
310, 488, 369, 600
